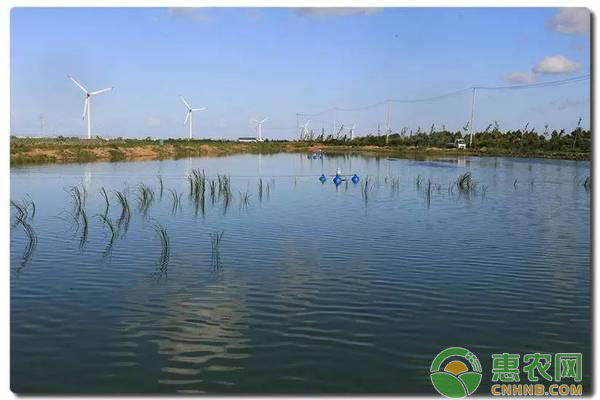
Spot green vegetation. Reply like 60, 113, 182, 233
10, 126, 591, 166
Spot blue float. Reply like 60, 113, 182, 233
319, 174, 327, 183
351, 174, 360, 184
333, 175, 342, 185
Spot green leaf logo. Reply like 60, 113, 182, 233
430, 347, 482, 398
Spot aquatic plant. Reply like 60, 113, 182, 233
415, 175, 423, 189
79, 206, 88, 249
425, 179, 432, 206
136, 183, 155, 213
96, 213, 117, 256
169, 189, 182, 213
239, 190, 252, 208
154, 222, 170, 273
583, 176, 591, 190
10, 197, 37, 267
113, 190, 131, 232
68, 185, 85, 217
99, 187, 110, 216
361, 177, 371, 206
456, 172, 476, 193
158, 175, 164, 199
210, 231, 224, 269
258, 178, 263, 201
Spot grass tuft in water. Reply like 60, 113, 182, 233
96, 213, 117, 256
11, 197, 38, 267
158, 175, 164, 199
154, 222, 170, 274
169, 189, 183, 213
100, 187, 110, 216
136, 183, 155, 213
210, 231, 224, 269
456, 172, 476, 194
113, 190, 131, 233
583, 176, 591, 190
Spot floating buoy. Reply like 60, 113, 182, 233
333, 175, 342, 185
351, 174, 360, 184
319, 174, 327, 183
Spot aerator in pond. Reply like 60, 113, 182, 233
319, 174, 327, 183
351, 174, 360, 184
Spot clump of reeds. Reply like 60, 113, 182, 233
188, 169, 206, 198
10, 198, 37, 267
361, 177, 371, 206
100, 187, 110, 216
96, 213, 116, 256
258, 178, 263, 202
239, 190, 251, 209
113, 190, 131, 233
480, 184, 488, 198
154, 222, 170, 274
583, 176, 591, 190
187, 169, 207, 216
158, 175, 164, 199
169, 189, 182, 213
513, 179, 518, 190
425, 179, 432, 207
210, 231, 224, 269
390, 176, 400, 193
415, 175, 423, 189
68, 185, 85, 217
456, 172, 476, 193
66, 185, 89, 248
79, 207, 88, 249
136, 183, 155, 213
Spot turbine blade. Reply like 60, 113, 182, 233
82, 98, 89, 120
180, 96, 191, 109
184, 111, 190, 125
90, 87, 113, 95
260, 117, 269, 123
191, 107, 206, 112
68, 75, 88, 93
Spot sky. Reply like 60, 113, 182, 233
10, 7, 591, 139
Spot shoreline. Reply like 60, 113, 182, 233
10, 138, 590, 166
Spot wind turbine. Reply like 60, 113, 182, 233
300, 120, 311, 140
68, 75, 113, 139
181, 96, 206, 139
349, 124, 357, 140
253, 117, 269, 142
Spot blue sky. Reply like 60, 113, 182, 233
10, 7, 590, 139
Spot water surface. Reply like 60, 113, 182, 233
11, 154, 591, 394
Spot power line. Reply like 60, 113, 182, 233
296, 75, 590, 116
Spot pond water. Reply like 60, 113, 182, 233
10, 153, 591, 394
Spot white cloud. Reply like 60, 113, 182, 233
504, 71, 537, 84
294, 7, 384, 17
167, 8, 213, 23
533, 55, 580, 74
550, 8, 590, 34
145, 117, 161, 127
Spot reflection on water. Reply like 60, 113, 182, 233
10, 154, 591, 394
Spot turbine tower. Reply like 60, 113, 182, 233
181, 96, 206, 139
68, 75, 113, 139
253, 117, 269, 142
350, 124, 357, 140
300, 120, 311, 140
